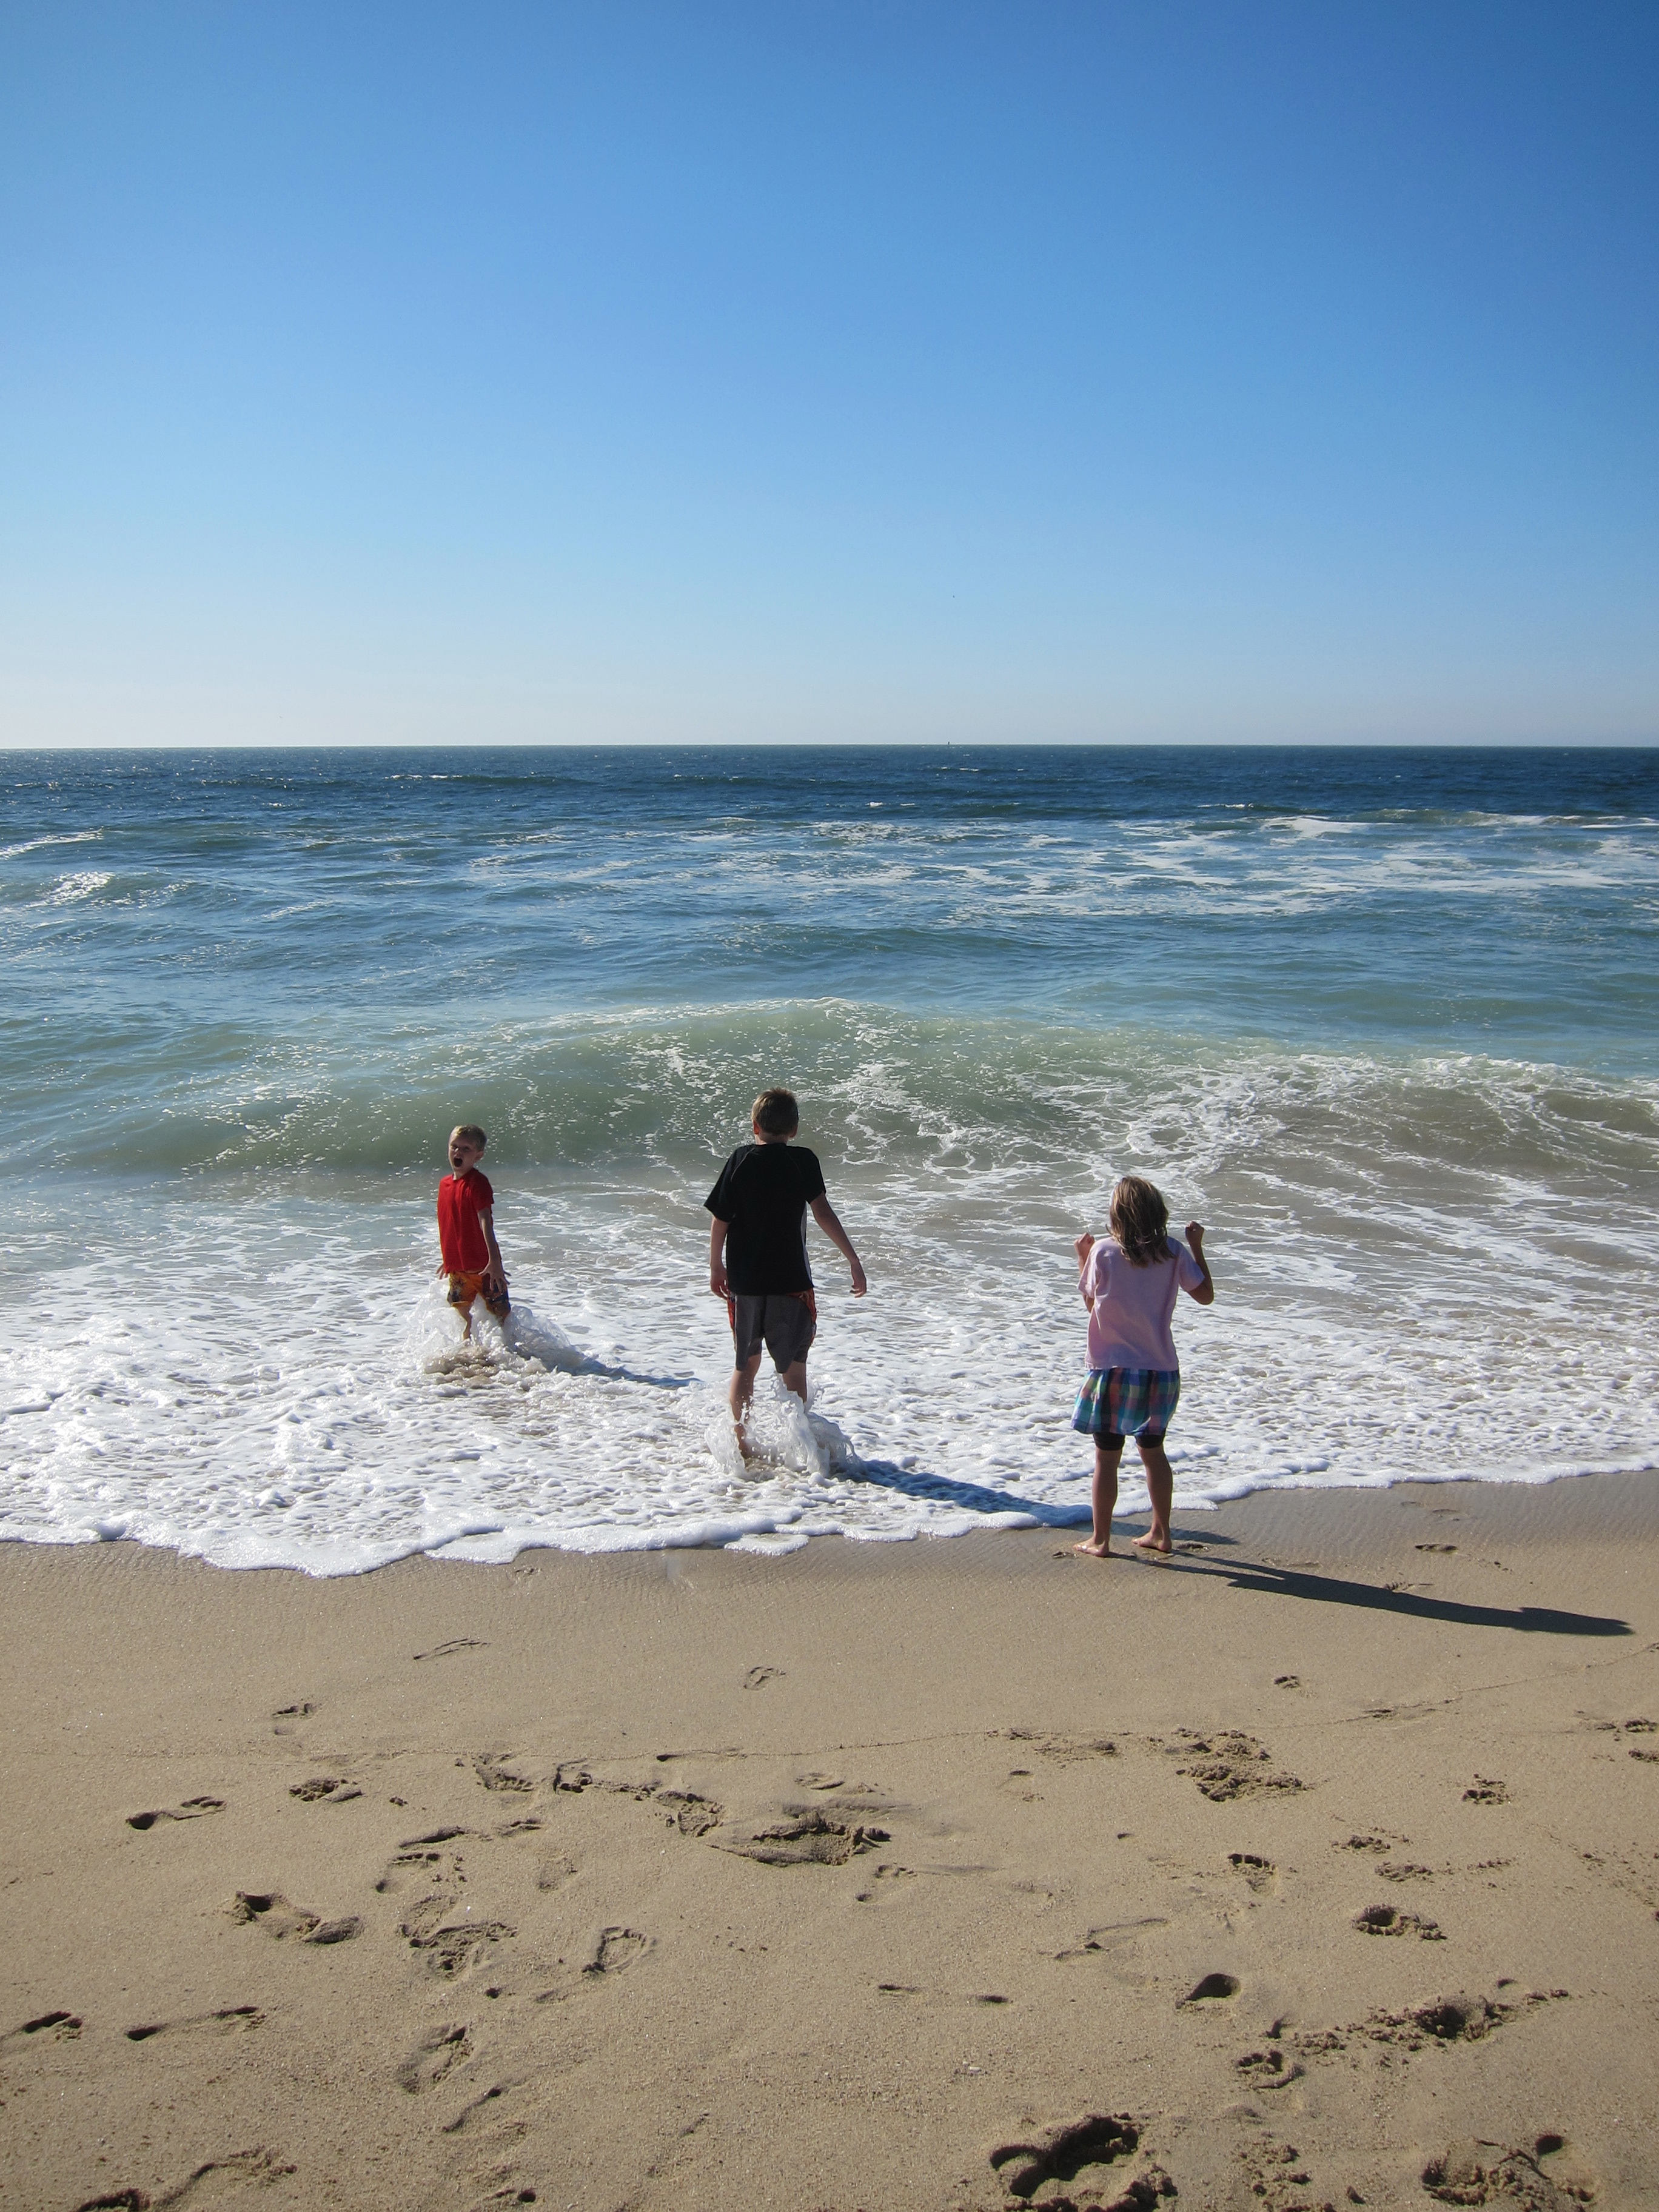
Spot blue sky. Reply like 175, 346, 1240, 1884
2, 2, 1655, 746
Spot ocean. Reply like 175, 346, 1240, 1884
3, 745, 1656, 1574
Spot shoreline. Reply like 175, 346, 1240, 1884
4, 1473, 1656, 2209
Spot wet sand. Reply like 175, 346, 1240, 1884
2, 1473, 1656, 2211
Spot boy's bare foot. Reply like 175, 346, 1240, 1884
1073, 1537, 1113, 1558
1132, 1529, 1173, 1553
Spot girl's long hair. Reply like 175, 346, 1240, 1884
1110, 1175, 1170, 1267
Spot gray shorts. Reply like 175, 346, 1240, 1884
730, 1293, 817, 1370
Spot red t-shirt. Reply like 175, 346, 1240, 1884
438, 1168, 494, 1273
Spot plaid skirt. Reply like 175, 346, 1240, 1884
1071, 1367, 1180, 1443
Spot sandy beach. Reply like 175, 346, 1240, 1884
3, 1475, 1656, 2212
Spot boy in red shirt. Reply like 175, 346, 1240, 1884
437, 1124, 511, 1338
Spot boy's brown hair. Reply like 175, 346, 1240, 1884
452, 1123, 488, 1149
751, 1088, 800, 1137
1110, 1175, 1170, 1267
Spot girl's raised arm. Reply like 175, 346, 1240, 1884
1183, 1221, 1215, 1305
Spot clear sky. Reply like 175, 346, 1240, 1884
2, 2, 1655, 748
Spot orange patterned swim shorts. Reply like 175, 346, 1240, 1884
447, 1270, 511, 1319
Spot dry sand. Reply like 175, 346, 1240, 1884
2, 1474, 1657, 2212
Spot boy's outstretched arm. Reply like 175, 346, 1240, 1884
479, 1208, 509, 1298
809, 1196, 867, 1296
1184, 1221, 1215, 1305
709, 1216, 731, 1301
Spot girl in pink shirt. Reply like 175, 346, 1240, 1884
1071, 1176, 1215, 1560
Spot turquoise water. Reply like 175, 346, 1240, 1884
4, 746, 1657, 1570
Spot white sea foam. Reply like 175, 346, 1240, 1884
2, 1080, 1655, 1577
42, 870, 113, 905
0, 830, 104, 861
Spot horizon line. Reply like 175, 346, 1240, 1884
4, 736, 1657, 757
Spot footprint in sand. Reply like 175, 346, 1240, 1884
714, 1810, 888, 1867
414, 1923, 515, 1980
1422, 2136, 1594, 2208
473, 1750, 535, 1794
288, 1777, 362, 1805
1278, 1987, 1564, 2071
989, 2115, 1173, 2205
1001, 1728, 1118, 1765
1164, 1730, 1303, 1802
1609, 1719, 1659, 1763
376, 1830, 471, 1895
742, 1664, 783, 1691
533, 1926, 654, 2003
76, 2149, 295, 2211
657, 1789, 723, 1836
854, 1862, 919, 1903
1464, 1776, 1510, 1804
1236, 2134, 1324, 2210
231, 1892, 361, 1945
398, 1898, 515, 1979
414, 1638, 489, 1661
397, 2022, 473, 2092
125, 2006, 264, 2042
587, 1926, 651, 1977
5, 2009, 83, 2045
1227, 1851, 1278, 1893
1353, 1903, 1444, 1940
1234, 2046, 1303, 2091
1179, 1972, 1241, 2005
440, 2081, 513, 2137
1053, 1917, 1170, 1962
126, 1795, 225, 1832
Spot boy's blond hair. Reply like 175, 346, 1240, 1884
1110, 1175, 1170, 1267
751, 1088, 799, 1137
452, 1123, 488, 1149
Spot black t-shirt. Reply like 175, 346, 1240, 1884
704, 1142, 828, 1295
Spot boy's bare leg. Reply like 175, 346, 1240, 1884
1132, 1438, 1175, 1552
729, 1352, 764, 1447
779, 1358, 808, 1407
1074, 1442, 1122, 1558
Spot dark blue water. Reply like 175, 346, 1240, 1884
4, 746, 1657, 1181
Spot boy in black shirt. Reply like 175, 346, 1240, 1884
706, 1087, 867, 1443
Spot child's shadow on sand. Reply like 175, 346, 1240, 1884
1177, 1554, 1629, 1639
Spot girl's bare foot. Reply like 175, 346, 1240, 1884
1073, 1537, 1113, 1558
1132, 1529, 1173, 1553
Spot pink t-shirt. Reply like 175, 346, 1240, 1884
1081, 1235, 1204, 1373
